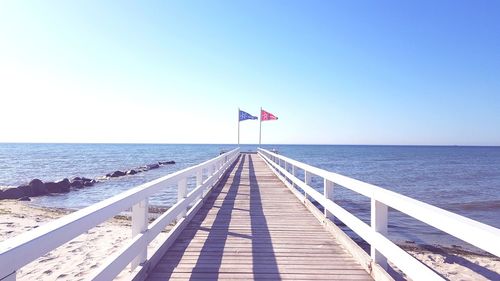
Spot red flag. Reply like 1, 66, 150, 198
261, 109, 278, 121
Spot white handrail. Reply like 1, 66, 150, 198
258, 148, 500, 281
0, 148, 240, 281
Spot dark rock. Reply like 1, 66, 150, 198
71, 180, 84, 188
81, 177, 92, 182
45, 182, 59, 193
18, 196, 31, 201
159, 161, 175, 165
17, 185, 33, 197
71, 177, 82, 181
29, 179, 43, 187
58, 178, 70, 190
29, 179, 48, 196
107, 171, 126, 177
146, 163, 160, 170
46, 179, 70, 193
1, 188, 24, 199
126, 169, 137, 175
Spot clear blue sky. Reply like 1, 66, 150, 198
1, 1, 499, 145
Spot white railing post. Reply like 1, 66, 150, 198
196, 169, 203, 200
131, 198, 148, 270
324, 179, 334, 220
304, 171, 311, 185
177, 178, 187, 219
284, 161, 289, 183
292, 165, 296, 188
371, 199, 388, 270
196, 169, 203, 186
304, 171, 311, 202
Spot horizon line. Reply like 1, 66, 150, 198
0, 141, 499, 147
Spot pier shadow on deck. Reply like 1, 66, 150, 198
146, 154, 372, 281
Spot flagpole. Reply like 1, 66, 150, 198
237, 107, 240, 145
259, 107, 262, 147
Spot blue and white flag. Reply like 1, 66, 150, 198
239, 110, 258, 121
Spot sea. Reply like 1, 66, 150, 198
1, 143, 499, 252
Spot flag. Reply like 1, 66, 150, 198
261, 109, 278, 121
239, 109, 258, 121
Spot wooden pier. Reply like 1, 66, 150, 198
146, 154, 372, 280
2, 148, 499, 281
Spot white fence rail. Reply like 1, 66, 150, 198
0, 148, 240, 281
258, 148, 500, 281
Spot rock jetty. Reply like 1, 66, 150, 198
0, 160, 175, 200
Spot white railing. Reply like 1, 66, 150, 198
258, 148, 500, 281
0, 148, 240, 281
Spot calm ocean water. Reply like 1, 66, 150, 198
1, 143, 499, 250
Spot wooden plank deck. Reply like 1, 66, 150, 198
146, 153, 373, 281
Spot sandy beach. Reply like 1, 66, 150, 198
400, 244, 500, 280
1, 200, 499, 281
0, 201, 167, 281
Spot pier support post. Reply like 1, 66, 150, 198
131, 198, 148, 270
178, 178, 187, 219
371, 199, 388, 270
324, 179, 334, 221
